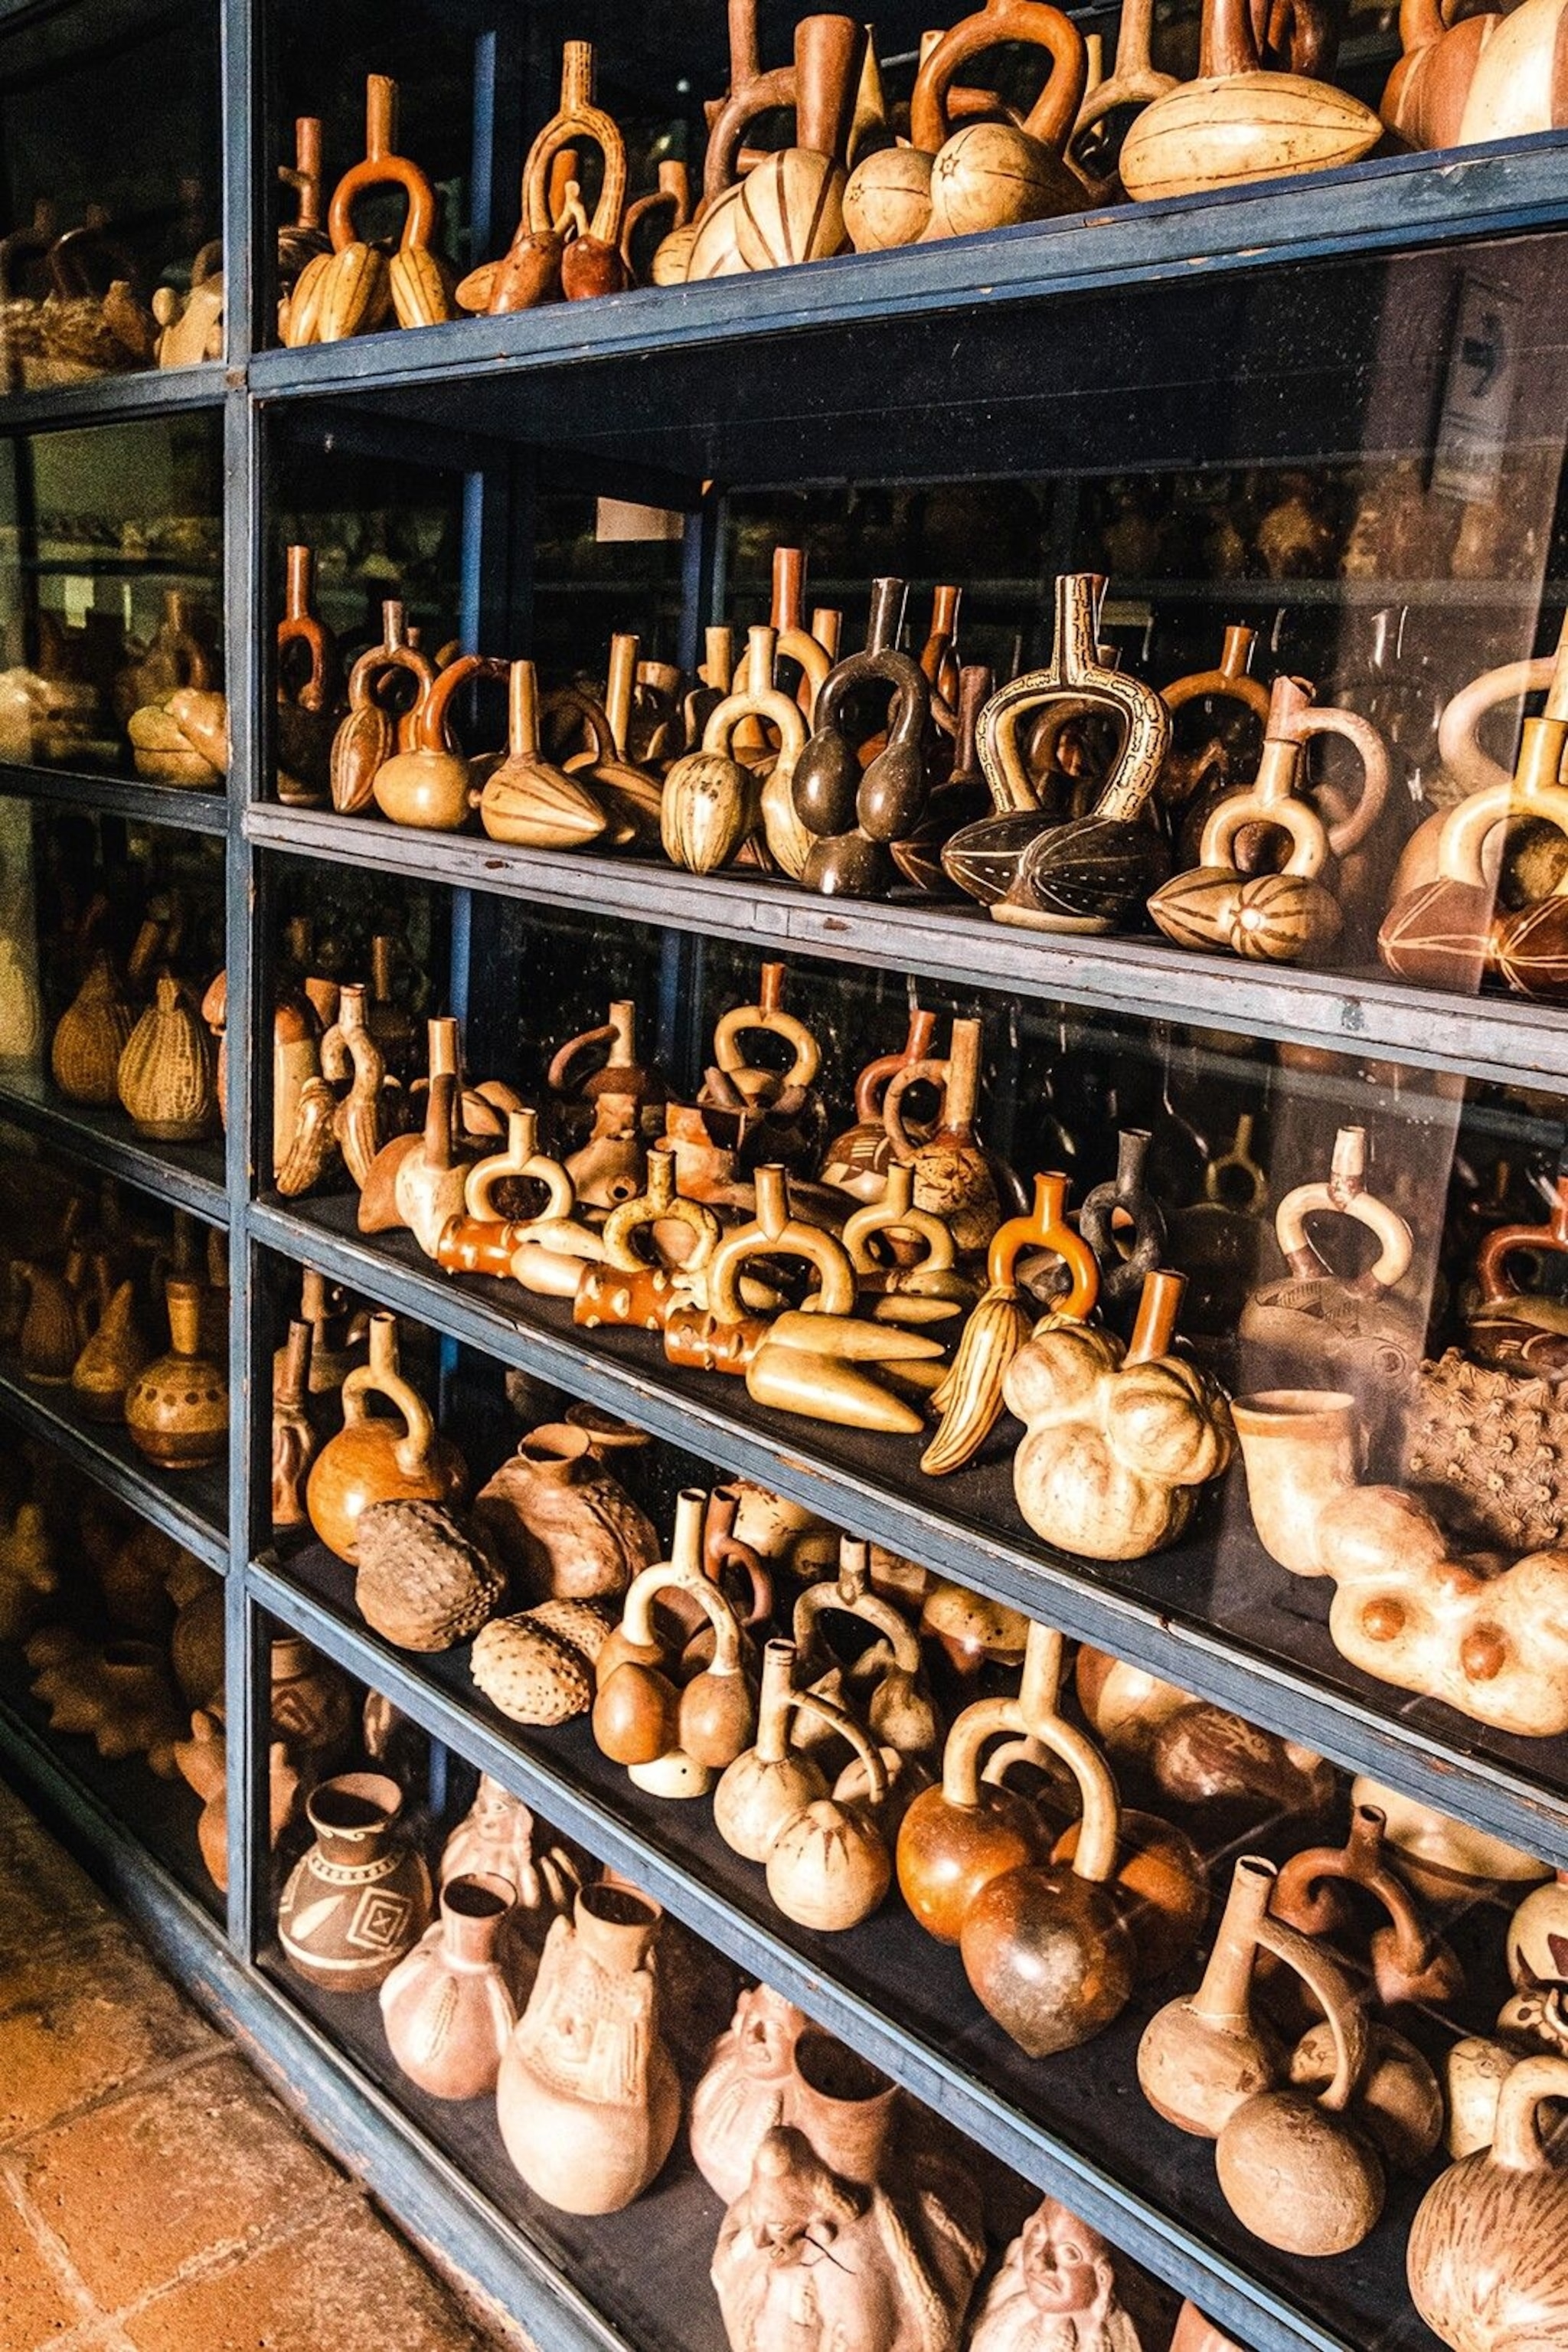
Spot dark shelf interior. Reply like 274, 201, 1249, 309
0, 1644, 217, 1918
0, 1063, 227, 1210
0, 1351, 228, 1571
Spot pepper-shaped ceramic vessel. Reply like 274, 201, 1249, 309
278, 1771, 433, 1992
712, 2030, 985, 2352
305, 1312, 467, 1561
1120, 0, 1380, 199
691, 1983, 808, 2204
473, 1422, 659, 1605
379, 1873, 518, 2099
124, 1278, 228, 1469
592, 1488, 756, 1798
1004, 1269, 1233, 1560
969, 2195, 1147, 2352
479, 662, 606, 847
1138, 1854, 1386, 2256
1410, 2055, 1568, 2350
117, 977, 217, 1142
942, 577, 1171, 933
1149, 674, 1390, 963
496, 1883, 680, 2214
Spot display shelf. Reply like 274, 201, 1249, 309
245, 143, 1566, 486
0, 1354, 227, 1573
0, 1695, 626, 2352
0, 363, 226, 436
252, 1541, 1437, 2352
0, 758, 228, 835
0, 1645, 216, 1914
0, 1065, 228, 1222
244, 802, 1568, 1097
249, 1193, 1568, 1874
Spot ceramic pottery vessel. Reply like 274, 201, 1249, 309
116, 977, 217, 1142
51, 952, 136, 1105
473, 1424, 660, 1606
712, 2030, 985, 2352
354, 1499, 506, 1651
1409, 2055, 1568, 2351
690, 1982, 808, 2204
968, 2196, 1146, 2352
379, 1872, 518, 2099
496, 1883, 680, 2214
439, 1775, 581, 1996
124, 1279, 228, 1469
278, 1771, 433, 1993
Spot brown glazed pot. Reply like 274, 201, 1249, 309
305, 1312, 466, 1562
277, 1771, 433, 1993
379, 1873, 518, 2099
495, 1883, 680, 2215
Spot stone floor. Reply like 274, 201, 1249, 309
0, 1772, 518, 2352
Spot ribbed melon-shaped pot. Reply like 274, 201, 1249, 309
117, 977, 217, 1142
51, 952, 136, 1104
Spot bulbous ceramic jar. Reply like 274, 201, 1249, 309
277, 1772, 433, 1993
379, 1873, 518, 2100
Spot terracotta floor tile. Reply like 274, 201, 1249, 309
0, 1938, 214, 2147
0, 1834, 105, 1973
0, 2172, 93, 2351
119, 2199, 485, 2352
17, 2055, 341, 2310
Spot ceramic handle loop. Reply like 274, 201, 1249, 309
1491, 2055, 1568, 2171
329, 78, 439, 252
792, 1539, 924, 1676
339, 1313, 437, 1478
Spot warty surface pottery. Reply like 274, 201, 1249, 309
1409, 2054, 1568, 2351
378, 1873, 518, 2100
472, 1422, 659, 1605
711, 2030, 985, 2352
1234, 1386, 1568, 1737
1119, 0, 1380, 200
968, 2196, 1145, 2352
496, 1882, 680, 2215
1137, 1854, 1386, 2256
690, 1982, 808, 2205
124, 1278, 228, 1469
278, 1770, 433, 1992
354, 1498, 505, 1651
469, 1604, 604, 1727
1004, 1268, 1233, 1560
305, 1312, 466, 1562
117, 976, 217, 1142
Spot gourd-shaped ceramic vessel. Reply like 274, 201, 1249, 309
712, 2030, 986, 2352
943, 576, 1171, 933
880, 1013, 1004, 1254
792, 1537, 941, 1762
592, 1488, 756, 1798
286, 77, 454, 345
117, 977, 217, 1142
791, 578, 934, 897
51, 950, 136, 1104
305, 1312, 467, 1560
1138, 1854, 1385, 2256
479, 662, 606, 847
1120, 0, 1380, 199
371, 655, 498, 831
71, 1278, 149, 1423
379, 1873, 518, 2099
1409, 2055, 1568, 2350
496, 1883, 680, 2215
1005, 1268, 1233, 1560
329, 602, 433, 815
1272, 1802, 1464, 2012
690, 1983, 808, 2204
1149, 673, 1390, 964
714, 1638, 892, 1929
823, 1008, 939, 1200
845, 0, 1087, 250
124, 1278, 228, 1468
459, 41, 630, 312
663, 626, 805, 876
278, 1771, 433, 1992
